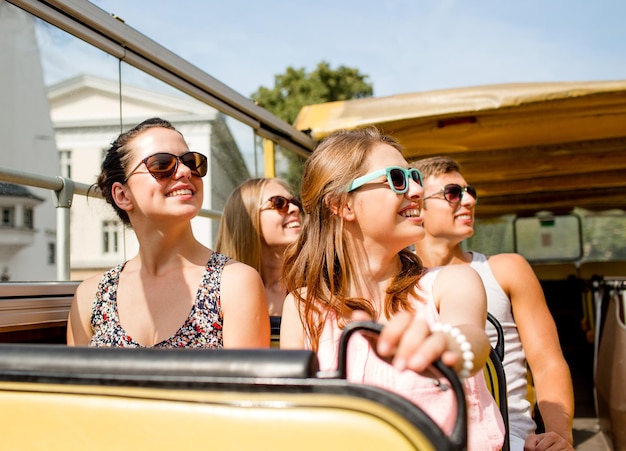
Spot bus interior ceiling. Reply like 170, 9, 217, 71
294, 80, 626, 219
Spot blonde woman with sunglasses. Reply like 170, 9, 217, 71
280, 127, 505, 450
216, 178, 302, 316
67, 118, 270, 349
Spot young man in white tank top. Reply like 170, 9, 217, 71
411, 156, 574, 451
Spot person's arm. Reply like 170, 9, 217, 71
279, 292, 305, 349
66, 275, 100, 346
376, 265, 491, 377
433, 264, 491, 374
490, 253, 574, 449
220, 261, 270, 348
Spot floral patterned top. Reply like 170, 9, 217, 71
89, 252, 228, 348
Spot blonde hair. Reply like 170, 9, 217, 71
216, 177, 292, 280
283, 127, 424, 351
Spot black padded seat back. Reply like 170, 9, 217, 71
485, 314, 510, 451
0, 344, 319, 385
487, 312, 505, 361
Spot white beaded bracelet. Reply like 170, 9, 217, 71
430, 323, 475, 380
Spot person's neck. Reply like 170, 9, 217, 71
347, 241, 403, 313
414, 235, 471, 268
132, 223, 207, 276
260, 244, 286, 284
261, 245, 288, 316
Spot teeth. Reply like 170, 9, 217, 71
168, 189, 192, 197
285, 222, 301, 229
456, 214, 471, 220
400, 208, 420, 218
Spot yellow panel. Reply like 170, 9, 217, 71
0, 382, 438, 451
293, 80, 626, 146
263, 138, 276, 178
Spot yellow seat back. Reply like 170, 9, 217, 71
0, 341, 466, 451
0, 382, 440, 451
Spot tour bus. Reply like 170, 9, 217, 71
1, 0, 624, 449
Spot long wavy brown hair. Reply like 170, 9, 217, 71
282, 127, 424, 351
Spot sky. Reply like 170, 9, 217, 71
80, 0, 626, 99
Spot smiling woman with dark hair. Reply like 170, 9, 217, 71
67, 117, 269, 349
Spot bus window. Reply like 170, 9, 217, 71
514, 214, 583, 262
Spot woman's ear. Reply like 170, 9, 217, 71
111, 181, 134, 213
327, 194, 356, 222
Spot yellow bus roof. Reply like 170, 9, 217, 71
294, 80, 626, 218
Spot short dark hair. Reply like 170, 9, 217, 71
410, 156, 461, 180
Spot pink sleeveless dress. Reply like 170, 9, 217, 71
311, 268, 505, 451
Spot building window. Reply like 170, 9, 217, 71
23, 207, 34, 229
59, 150, 72, 179
1, 207, 15, 227
103, 220, 119, 254
47, 242, 56, 265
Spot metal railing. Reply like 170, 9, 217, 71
0, 166, 222, 280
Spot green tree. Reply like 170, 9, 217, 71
252, 61, 373, 123
251, 61, 373, 190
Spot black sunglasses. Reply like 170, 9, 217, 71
424, 184, 477, 204
261, 195, 302, 214
125, 152, 208, 181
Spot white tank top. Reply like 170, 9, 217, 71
470, 252, 536, 446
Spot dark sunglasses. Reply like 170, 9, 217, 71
348, 166, 423, 194
424, 184, 477, 204
260, 195, 302, 214
125, 152, 208, 181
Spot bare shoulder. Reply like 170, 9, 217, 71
486, 253, 547, 307
488, 252, 532, 271
221, 258, 263, 284
435, 264, 482, 285
219, 259, 265, 311
280, 291, 306, 349
487, 253, 536, 283
432, 265, 485, 304
67, 271, 104, 345
74, 272, 103, 304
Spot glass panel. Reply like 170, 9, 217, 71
463, 216, 515, 255
579, 208, 626, 262
1, 3, 121, 281
2, 2, 324, 284
514, 215, 582, 262
275, 143, 306, 195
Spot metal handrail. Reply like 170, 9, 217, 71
0, 167, 221, 281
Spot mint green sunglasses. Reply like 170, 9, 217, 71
348, 166, 423, 194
